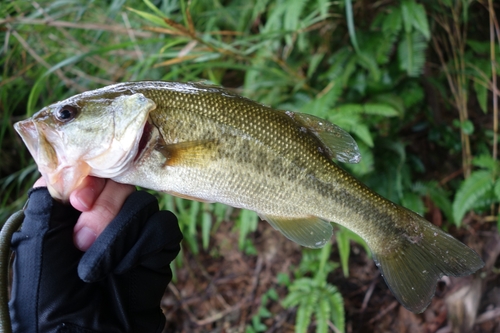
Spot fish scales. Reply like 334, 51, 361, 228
139, 85, 339, 212
14, 81, 484, 313
142, 86, 380, 238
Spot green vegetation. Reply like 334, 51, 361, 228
1, 0, 498, 331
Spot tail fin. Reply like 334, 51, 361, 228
373, 210, 484, 313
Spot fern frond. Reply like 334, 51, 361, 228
452, 170, 494, 225
382, 6, 402, 36
398, 31, 427, 77
315, 298, 330, 333
327, 287, 345, 332
407, 0, 430, 40
472, 155, 499, 173
295, 292, 317, 333
363, 103, 399, 117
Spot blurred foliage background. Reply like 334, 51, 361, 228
1, 0, 499, 332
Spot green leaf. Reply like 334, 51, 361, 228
316, 241, 332, 281
127, 7, 169, 27
352, 124, 373, 147
300, 85, 341, 118
463, 120, 474, 135
401, 192, 425, 216
317, 0, 330, 18
472, 154, 499, 173
267, 288, 279, 301
452, 170, 494, 225
473, 80, 488, 114
494, 178, 500, 201
331, 103, 363, 114
363, 103, 399, 117
328, 289, 345, 332
284, 0, 306, 31
307, 53, 325, 78
401, 0, 413, 34
202, 211, 212, 250
336, 229, 350, 277
316, 298, 330, 333
423, 181, 454, 224
409, 2, 430, 40
370, 94, 405, 116
257, 306, 272, 318
382, 7, 402, 36
467, 40, 491, 54
356, 52, 381, 82
301, 292, 317, 333
398, 31, 427, 77
344, 0, 359, 52
453, 119, 475, 135
238, 209, 258, 250
142, 0, 167, 18
277, 272, 291, 286
250, 316, 267, 332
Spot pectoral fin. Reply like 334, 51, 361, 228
156, 140, 218, 167
284, 111, 361, 163
167, 190, 214, 203
259, 214, 332, 248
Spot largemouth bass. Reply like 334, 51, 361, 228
14, 81, 483, 313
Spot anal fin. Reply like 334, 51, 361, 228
259, 214, 332, 248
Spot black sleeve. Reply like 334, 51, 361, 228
9, 187, 182, 333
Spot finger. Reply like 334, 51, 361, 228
69, 177, 107, 211
73, 180, 135, 251
33, 177, 47, 188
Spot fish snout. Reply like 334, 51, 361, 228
14, 119, 40, 162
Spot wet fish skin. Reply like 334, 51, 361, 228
14, 81, 484, 313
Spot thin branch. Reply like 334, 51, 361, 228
488, 0, 498, 162
8, 26, 86, 92
30, 2, 125, 80
121, 12, 144, 62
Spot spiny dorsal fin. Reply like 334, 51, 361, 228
259, 214, 332, 248
284, 111, 361, 164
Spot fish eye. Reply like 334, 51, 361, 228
55, 105, 78, 122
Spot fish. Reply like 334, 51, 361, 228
14, 81, 483, 313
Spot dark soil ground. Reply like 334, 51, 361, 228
160, 211, 500, 333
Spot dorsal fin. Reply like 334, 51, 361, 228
284, 111, 361, 164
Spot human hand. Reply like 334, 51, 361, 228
10, 186, 182, 333
34, 177, 135, 251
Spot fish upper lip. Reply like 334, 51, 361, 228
14, 119, 39, 161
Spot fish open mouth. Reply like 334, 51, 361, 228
134, 120, 155, 162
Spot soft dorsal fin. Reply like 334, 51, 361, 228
284, 111, 361, 164
259, 214, 332, 248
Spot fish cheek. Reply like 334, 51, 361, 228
37, 132, 59, 171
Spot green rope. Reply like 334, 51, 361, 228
0, 209, 25, 333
